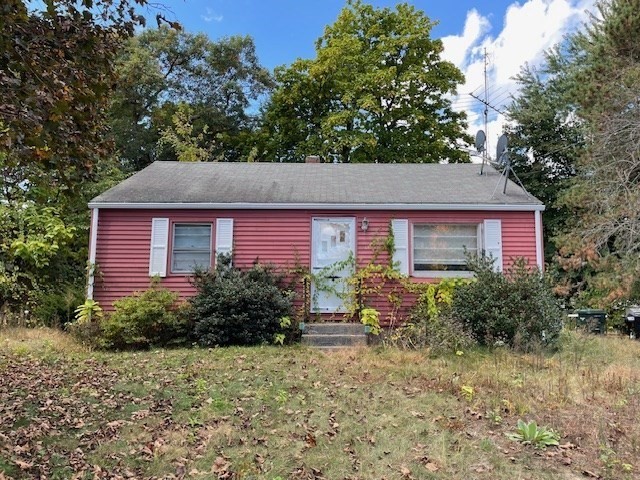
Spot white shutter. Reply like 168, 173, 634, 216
391, 219, 409, 275
149, 218, 169, 277
215, 218, 234, 263
483, 219, 503, 272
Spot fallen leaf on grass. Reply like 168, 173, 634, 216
14, 459, 33, 470
559, 442, 577, 450
582, 470, 601, 478
399, 465, 413, 478
305, 431, 317, 448
211, 456, 232, 475
416, 456, 439, 472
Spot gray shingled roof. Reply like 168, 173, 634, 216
89, 162, 543, 208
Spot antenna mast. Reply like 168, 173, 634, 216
483, 47, 488, 170
469, 49, 504, 119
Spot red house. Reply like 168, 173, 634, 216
87, 162, 544, 322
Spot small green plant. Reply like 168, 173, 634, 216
273, 316, 291, 345
486, 409, 503, 426
360, 307, 381, 335
74, 299, 103, 323
506, 419, 560, 448
275, 389, 288, 404
194, 378, 208, 397
461, 385, 474, 402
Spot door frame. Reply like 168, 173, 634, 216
310, 216, 356, 313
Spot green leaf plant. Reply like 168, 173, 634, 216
506, 419, 560, 448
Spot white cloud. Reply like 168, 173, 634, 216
441, 0, 596, 159
201, 8, 223, 23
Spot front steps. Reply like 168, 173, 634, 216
301, 322, 368, 350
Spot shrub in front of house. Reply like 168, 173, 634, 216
386, 278, 476, 353
190, 258, 293, 347
450, 256, 562, 351
98, 285, 189, 350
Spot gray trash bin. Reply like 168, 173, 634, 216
625, 307, 640, 339
576, 309, 607, 334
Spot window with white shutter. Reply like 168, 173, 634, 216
149, 218, 169, 277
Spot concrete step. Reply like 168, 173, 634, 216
301, 333, 368, 347
315, 345, 367, 353
303, 322, 365, 336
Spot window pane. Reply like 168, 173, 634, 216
172, 252, 211, 272
174, 225, 212, 249
172, 224, 212, 272
413, 224, 477, 271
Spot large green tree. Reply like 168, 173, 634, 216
0, 0, 158, 320
507, 0, 640, 306
557, 0, 640, 305
506, 49, 584, 262
110, 27, 274, 171
259, 0, 470, 163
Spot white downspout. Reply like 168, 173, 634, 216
87, 207, 99, 299
534, 210, 543, 271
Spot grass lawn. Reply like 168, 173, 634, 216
1, 328, 639, 479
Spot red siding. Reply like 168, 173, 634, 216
92, 208, 538, 324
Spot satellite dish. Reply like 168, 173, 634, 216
496, 134, 508, 165
474, 130, 486, 153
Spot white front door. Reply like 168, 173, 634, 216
311, 217, 356, 313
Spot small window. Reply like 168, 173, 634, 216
172, 224, 212, 273
413, 224, 479, 273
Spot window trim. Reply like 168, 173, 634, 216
410, 222, 481, 278
170, 223, 213, 274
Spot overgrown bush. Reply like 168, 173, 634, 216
190, 257, 293, 347
451, 256, 562, 350
387, 278, 476, 353
98, 286, 188, 350
33, 283, 85, 327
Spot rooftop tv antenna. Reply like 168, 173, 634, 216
491, 134, 531, 197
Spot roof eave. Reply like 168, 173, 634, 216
88, 201, 545, 212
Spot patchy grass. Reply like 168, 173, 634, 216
1, 329, 639, 479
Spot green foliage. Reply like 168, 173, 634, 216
389, 278, 476, 353
98, 286, 186, 350
506, 57, 583, 262
0, 203, 76, 315
259, 0, 470, 163
506, 419, 560, 448
360, 308, 380, 335
451, 256, 563, 351
190, 259, 293, 347
273, 316, 293, 345
507, 0, 640, 308
31, 283, 85, 327
460, 385, 474, 402
158, 103, 219, 162
74, 299, 104, 324
0, 0, 150, 190
0, 1, 163, 322
110, 27, 274, 170
7, 206, 75, 269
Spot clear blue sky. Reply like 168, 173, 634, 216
157, 1, 513, 70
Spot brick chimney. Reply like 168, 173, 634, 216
304, 155, 321, 163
